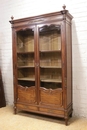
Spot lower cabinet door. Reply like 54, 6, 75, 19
17, 85, 37, 104
39, 87, 63, 107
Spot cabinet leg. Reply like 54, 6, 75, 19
69, 113, 72, 117
14, 106, 17, 114
65, 118, 68, 126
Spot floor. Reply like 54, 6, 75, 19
0, 106, 87, 130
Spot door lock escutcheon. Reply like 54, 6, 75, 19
35, 63, 39, 67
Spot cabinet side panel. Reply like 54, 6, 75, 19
12, 29, 17, 105
66, 23, 72, 106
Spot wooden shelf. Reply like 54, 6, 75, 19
18, 77, 35, 81
40, 79, 62, 83
17, 51, 34, 54
40, 65, 61, 68
40, 50, 61, 53
17, 65, 34, 68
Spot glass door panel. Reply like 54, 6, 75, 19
17, 28, 35, 87
39, 24, 62, 89
17, 29, 34, 52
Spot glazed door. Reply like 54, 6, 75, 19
15, 26, 37, 104
38, 23, 63, 108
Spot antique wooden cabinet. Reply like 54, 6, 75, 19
10, 5, 73, 125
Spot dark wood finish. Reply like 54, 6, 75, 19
0, 69, 6, 108
10, 5, 73, 125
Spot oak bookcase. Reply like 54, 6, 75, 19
10, 5, 73, 125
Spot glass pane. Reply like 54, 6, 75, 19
17, 53, 34, 67
17, 29, 35, 87
17, 29, 34, 52
39, 24, 62, 89
39, 25, 61, 51
40, 52, 61, 68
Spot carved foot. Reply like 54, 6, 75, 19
69, 113, 72, 117
14, 106, 17, 114
65, 118, 68, 126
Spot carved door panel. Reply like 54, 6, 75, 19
39, 87, 63, 107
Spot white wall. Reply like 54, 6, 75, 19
0, 0, 87, 117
